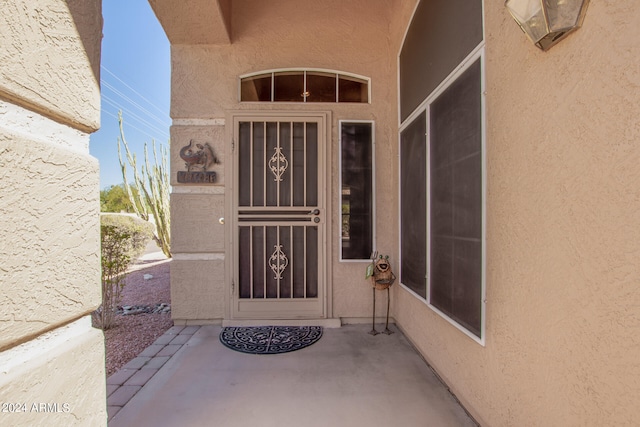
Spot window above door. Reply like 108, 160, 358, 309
240, 69, 370, 103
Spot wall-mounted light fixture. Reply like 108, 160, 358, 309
505, 0, 589, 51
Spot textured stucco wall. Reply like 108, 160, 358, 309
165, 0, 404, 322
170, 192, 226, 322
170, 258, 225, 323
149, 0, 231, 45
0, 0, 102, 132
0, 134, 100, 349
0, 0, 105, 425
0, 319, 106, 426
171, 193, 225, 254
395, 1, 640, 425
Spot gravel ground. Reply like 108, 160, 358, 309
103, 258, 173, 376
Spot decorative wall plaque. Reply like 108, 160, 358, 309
177, 139, 219, 183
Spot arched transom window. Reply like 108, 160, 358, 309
240, 69, 370, 103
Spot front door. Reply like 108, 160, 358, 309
232, 114, 327, 319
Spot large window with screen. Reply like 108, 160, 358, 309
399, 6, 485, 342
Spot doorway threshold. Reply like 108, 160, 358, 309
222, 318, 341, 328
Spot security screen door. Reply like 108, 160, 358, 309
232, 115, 326, 319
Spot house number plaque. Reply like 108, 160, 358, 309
177, 171, 217, 183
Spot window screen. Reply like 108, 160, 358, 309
400, 112, 427, 298
429, 59, 482, 338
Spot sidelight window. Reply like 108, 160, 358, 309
340, 121, 374, 261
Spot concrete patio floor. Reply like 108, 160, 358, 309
109, 324, 477, 427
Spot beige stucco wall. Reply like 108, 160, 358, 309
149, 0, 231, 45
167, 0, 405, 323
0, 134, 99, 348
171, 193, 225, 253
0, 0, 106, 425
170, 192, 225, 322
395, 1, 640, 425
0, 0, 102, 132
170, 258, 226, 322
0, 319, 106, 426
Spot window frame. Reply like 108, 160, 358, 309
339, 120, 376, 262
398, 112, 427, 296
398, 45, 486, 345
239, 68, 371, 104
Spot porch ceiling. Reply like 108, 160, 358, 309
148, 0, 231, 44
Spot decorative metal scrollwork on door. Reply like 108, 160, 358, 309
269, 146, 288, 182
269, 244, 289, 279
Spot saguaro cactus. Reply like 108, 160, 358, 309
117, 111, 171, 258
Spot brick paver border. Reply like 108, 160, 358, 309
106, 325, 201, 421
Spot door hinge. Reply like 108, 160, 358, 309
231, 280, 235, 296
231, 138, 235, 153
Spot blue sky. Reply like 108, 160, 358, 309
89, 0, 170, 190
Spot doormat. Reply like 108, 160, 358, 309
219, 326, 323, 355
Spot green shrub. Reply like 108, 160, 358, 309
100, 214, 154, 261
93, 214, 154, 330
93, 224, 130, 330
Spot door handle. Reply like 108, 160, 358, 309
309, 208, 320, 215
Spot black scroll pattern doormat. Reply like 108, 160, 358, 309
219, 326, 323, 355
